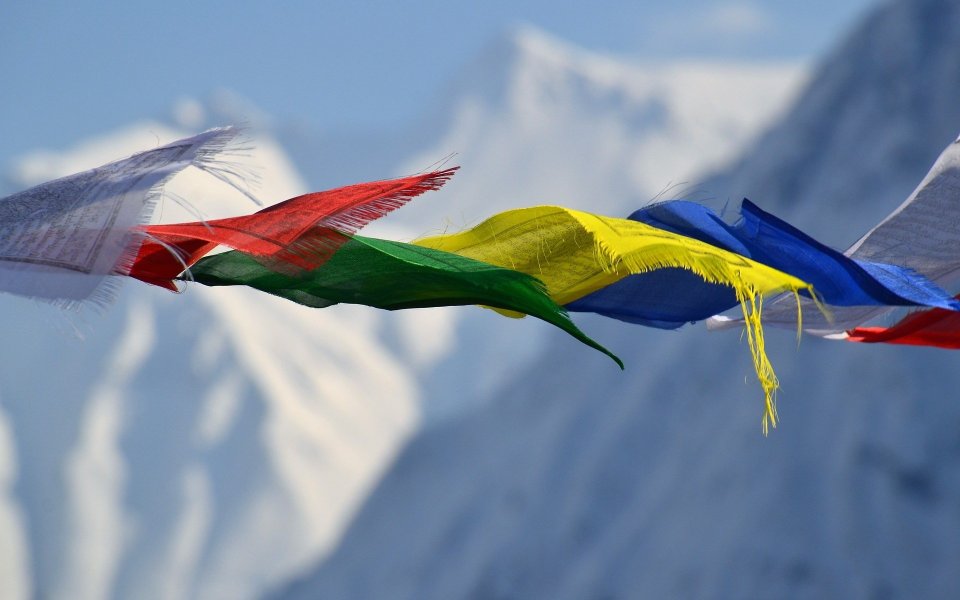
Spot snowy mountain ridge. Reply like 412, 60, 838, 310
383, 27, 806, 237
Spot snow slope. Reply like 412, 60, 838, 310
274, 1, 960, 599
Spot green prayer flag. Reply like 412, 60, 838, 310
188, 234, 623, 368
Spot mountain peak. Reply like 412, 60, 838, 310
452, 24, 636, 110
496, 24, 588, 66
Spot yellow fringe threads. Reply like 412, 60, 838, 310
416, 206, 817, 431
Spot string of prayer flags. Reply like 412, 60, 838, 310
11, 127, 960, 433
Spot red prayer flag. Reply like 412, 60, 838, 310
127, 167, 457, 289
847, 296, 960, 348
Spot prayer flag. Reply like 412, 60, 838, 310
0, 128, 242, 307
847, 298, 960, 348
188, 232, 623, 367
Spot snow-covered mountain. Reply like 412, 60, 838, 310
274, 1, 960, 599
376, 26, 805, 236
0, 126, 422, 600
0, 25, 805, 600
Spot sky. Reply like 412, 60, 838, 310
1, 0, 876, 169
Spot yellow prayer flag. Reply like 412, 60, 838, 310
416, 206, 814, 433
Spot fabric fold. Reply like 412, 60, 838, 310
187, 233, 624, 368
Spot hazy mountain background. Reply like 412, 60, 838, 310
0, 20, 803, 600
275, 0, 960, 598
3, 0, 956, 599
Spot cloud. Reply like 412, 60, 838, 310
696, 1, 776, 38
637, 1, 779, 57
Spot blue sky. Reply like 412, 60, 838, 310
1, 0, 875, 168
